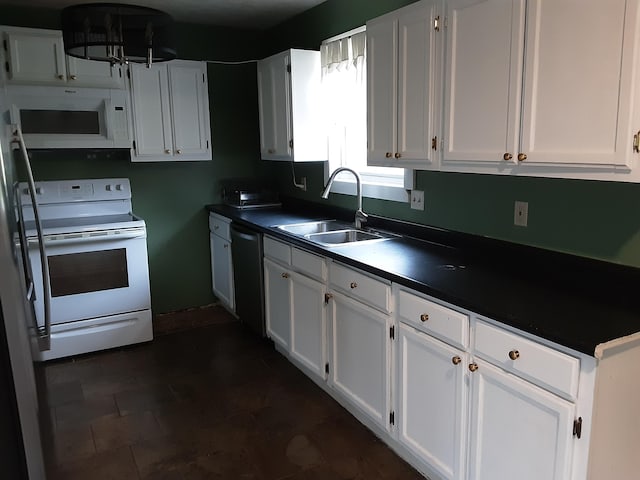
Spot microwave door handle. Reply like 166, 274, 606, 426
13, 126, 51, 351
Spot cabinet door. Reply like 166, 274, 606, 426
66, 57, 125, 89
290, 272, 327, 379
4, 29, 67, 84
264, 258, 291, 350
398, 324, 467, 480
442, 0, 525, 165
210, 233, 234, 311
257, 53, 292, 160
519, 0, 638, 168
468, 359, 576, 480
396, 2, 438, 167
329, 292, 391, 430
129, 63, 173, 158
367, 14, 397, 166
168, 62, 211, 160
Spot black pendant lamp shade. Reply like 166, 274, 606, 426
61, 3, 176, 66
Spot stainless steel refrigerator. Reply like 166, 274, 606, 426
0, 123, 50, 477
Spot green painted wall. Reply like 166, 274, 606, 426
1, 7, 267, 314
263, 0, 640, 268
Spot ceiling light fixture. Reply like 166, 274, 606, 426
61, 2, 177, 67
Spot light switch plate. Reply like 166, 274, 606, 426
411, 190, 424, 210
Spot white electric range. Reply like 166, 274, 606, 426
18, 178, 152, 361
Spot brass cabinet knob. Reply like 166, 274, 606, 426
394, 152, 401, 159
350, 282, 357, 289
503, 152, 513, 161
176, 149, 182, 154
420, 313, 429, 322
508, 350, 520, 360
70, 74, 77, 80
385, 152, 392, 158
165, 149, 171, 154
268, 148, 276, 154
223, 243, 228, 249
452, 356, 462, 365
57, 74, 64, 80
468, 363, 478, 372
517, 153, 527, 162
281, 272, 290, 279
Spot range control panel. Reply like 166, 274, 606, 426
20, 178, 131, 205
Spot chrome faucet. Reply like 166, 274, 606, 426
321, 167, 368, 229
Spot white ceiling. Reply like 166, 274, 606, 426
0, 0, 328, 30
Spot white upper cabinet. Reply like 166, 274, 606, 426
129, 60, 211, 162
257, 49, 327, 162
442, 0, 640, 180
2, 26, 124, 88
367, 0, 443, 168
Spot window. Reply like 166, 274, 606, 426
320, 27, 411, 203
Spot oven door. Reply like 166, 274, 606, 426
27, 227, 150, 327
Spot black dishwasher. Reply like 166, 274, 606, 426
229, 223, 265, 337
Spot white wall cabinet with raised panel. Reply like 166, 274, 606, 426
442, 0, 640, 180
129, 60, 211, 162
1, 26, 124, 88
257, 49, 327, 162
367, 0, 443, 169
208, 213, 234, 312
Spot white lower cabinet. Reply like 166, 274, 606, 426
290, 273, 327, 379
264, 257, 292, 350
467, 358, 575, 480
398, 323, 467, 480
209, 213, 234, 312
328, 291, 391, 430
263, 236, 327, 381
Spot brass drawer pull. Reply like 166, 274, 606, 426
420, 313, 429, 322
452, 356, 461, 365
350, 282, 357, 289
281, 272, 290, 279
508, 350, 520, 360
468, 363, 478, 372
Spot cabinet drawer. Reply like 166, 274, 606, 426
474, 320, 580, 400
329, 262, 390, 313
291, 247, 326, 281
263, 236, 291, 265
208, 213, 231, 240
398, 289, 468, 349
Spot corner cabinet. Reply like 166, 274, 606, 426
209, 213, 234, 312
442, 0, 640, 180
367, 0, 443, 169
129, 60, 211, 162
257, 49, 327, 162
1, 26, 124, 88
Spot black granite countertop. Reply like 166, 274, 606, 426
207, 202, 640, 357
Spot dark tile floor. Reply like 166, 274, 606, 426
41, 313, 424, 480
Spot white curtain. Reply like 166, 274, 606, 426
321, 32, 367, 176
321, 31, 404, 186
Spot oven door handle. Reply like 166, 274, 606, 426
27, 228, 147, 246
13, 126, 51, 351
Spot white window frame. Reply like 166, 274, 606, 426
321, 26, 412, 203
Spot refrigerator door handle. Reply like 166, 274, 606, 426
13, 126, 51, 351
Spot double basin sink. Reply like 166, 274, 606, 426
276, 220, 395, 247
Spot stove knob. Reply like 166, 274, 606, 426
106, 185, 112, 191
116, 184, 123, 191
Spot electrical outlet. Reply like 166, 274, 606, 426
514, 201, 528, 227
411, 190, 424, 211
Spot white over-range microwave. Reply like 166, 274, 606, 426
5, 85, 131, 149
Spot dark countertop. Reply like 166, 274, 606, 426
208, 203, 640, 357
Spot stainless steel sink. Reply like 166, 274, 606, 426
276, 220, 394, 247
306, 229, 388, 246
276, 220, 353, 236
